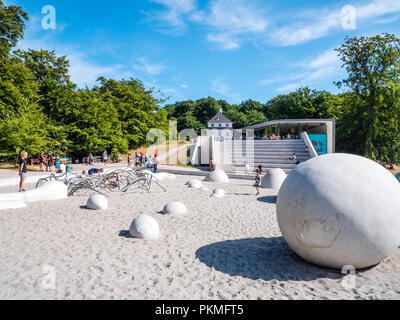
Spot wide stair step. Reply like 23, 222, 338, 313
218, 139, 311, 174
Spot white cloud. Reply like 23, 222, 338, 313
133, 57, 166, 75
211, 77, 242, 102
148, 0, 400, 49
259, 73, 308, 86
180, 83, 188, 88
191, 0, 268, 50
206, 33, 239, 50
68, 54, 118, 88
276, 49, 341, 93
309, 50, 339, 70
148, 0, 196, 33
270, 0, 400, 46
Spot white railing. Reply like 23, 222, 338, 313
301, 132, 318, 158
190, 137, 201, 165
210, 134, 217, 163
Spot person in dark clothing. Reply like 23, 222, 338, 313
19, 151, 28, 192
39, 151, 45, 172
46, 151, 53, 172
88, 168, 104, 176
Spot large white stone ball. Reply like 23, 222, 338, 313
163, 202, 187, 215
261, 168, 287, 190
185, 179, 203, 189
204, 169, 230, 183
277, 153, 400, 270
87, 194, 108, 210
129, 215, 160, 240
211, 188, 225, 198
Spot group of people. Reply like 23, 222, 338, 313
255, 133, 300, 140
127, 153, 158, 172
38, 151, 70, 174
18, 150, 72, 192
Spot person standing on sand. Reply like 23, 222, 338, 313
46, 151, 53, 172
139, 153, 144, 167
19, 151, 28, 192
152, 154, 158, 173
244, 160, 250, 175
88, 153, 94, 166
102, 150, 108, 164
254, 169, 261, 196
127, 154, 132, 167
209, 158, 216, 172
39, 151, 45, 172
135, 153, 139, 167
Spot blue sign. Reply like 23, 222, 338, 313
308, 134, 327, 155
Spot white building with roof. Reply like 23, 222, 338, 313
205, 109, 233, 141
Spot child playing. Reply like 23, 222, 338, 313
254, 169, 261, 196
244, 161, 250, 175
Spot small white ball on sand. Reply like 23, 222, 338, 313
261, 168, 287, 190
204, 169, 229, 183
185, 179, 203, 189
142, 171, 176, 182
163, 202, 187, 215
277, 153, 400, 270
129, 215, 160, 240
211, 188, 225, 198
86, 194, 108, 210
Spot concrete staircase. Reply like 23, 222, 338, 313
219, 140, 311, 174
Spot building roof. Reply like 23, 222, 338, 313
240, 119, 335, 130
208, 109, 232, 124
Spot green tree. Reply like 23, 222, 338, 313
15, 49, 76, 122
265, 87, 341, 120
0, 0, 28, 58
335, 33, 400, 166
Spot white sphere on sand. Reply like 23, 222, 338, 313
204, 169, 230, 183
277, 153, 400, 270
261, 168, 287, 190
163, 202, 187, 215
211, 188, 225, 198
87, 194, 108, 210
185, 179, 203, 189
155, 172, 176, 181
129, 215, 160, 240
142, 171, 176, 182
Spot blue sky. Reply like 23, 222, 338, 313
6, 0, 400, 105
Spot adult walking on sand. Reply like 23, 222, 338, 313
102, 150, 108, 164
152, 154, 159, 173
19, 151, 28, 192
46, 151, 53, 172
39, 151, 45, 172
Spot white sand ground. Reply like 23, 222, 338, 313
0, 170, 399, 300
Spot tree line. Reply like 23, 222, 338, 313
0, 1, 399, 166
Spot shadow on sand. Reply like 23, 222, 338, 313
257, 196, 278, 204
118, 230, 133, 238
195, 237, 343, 282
